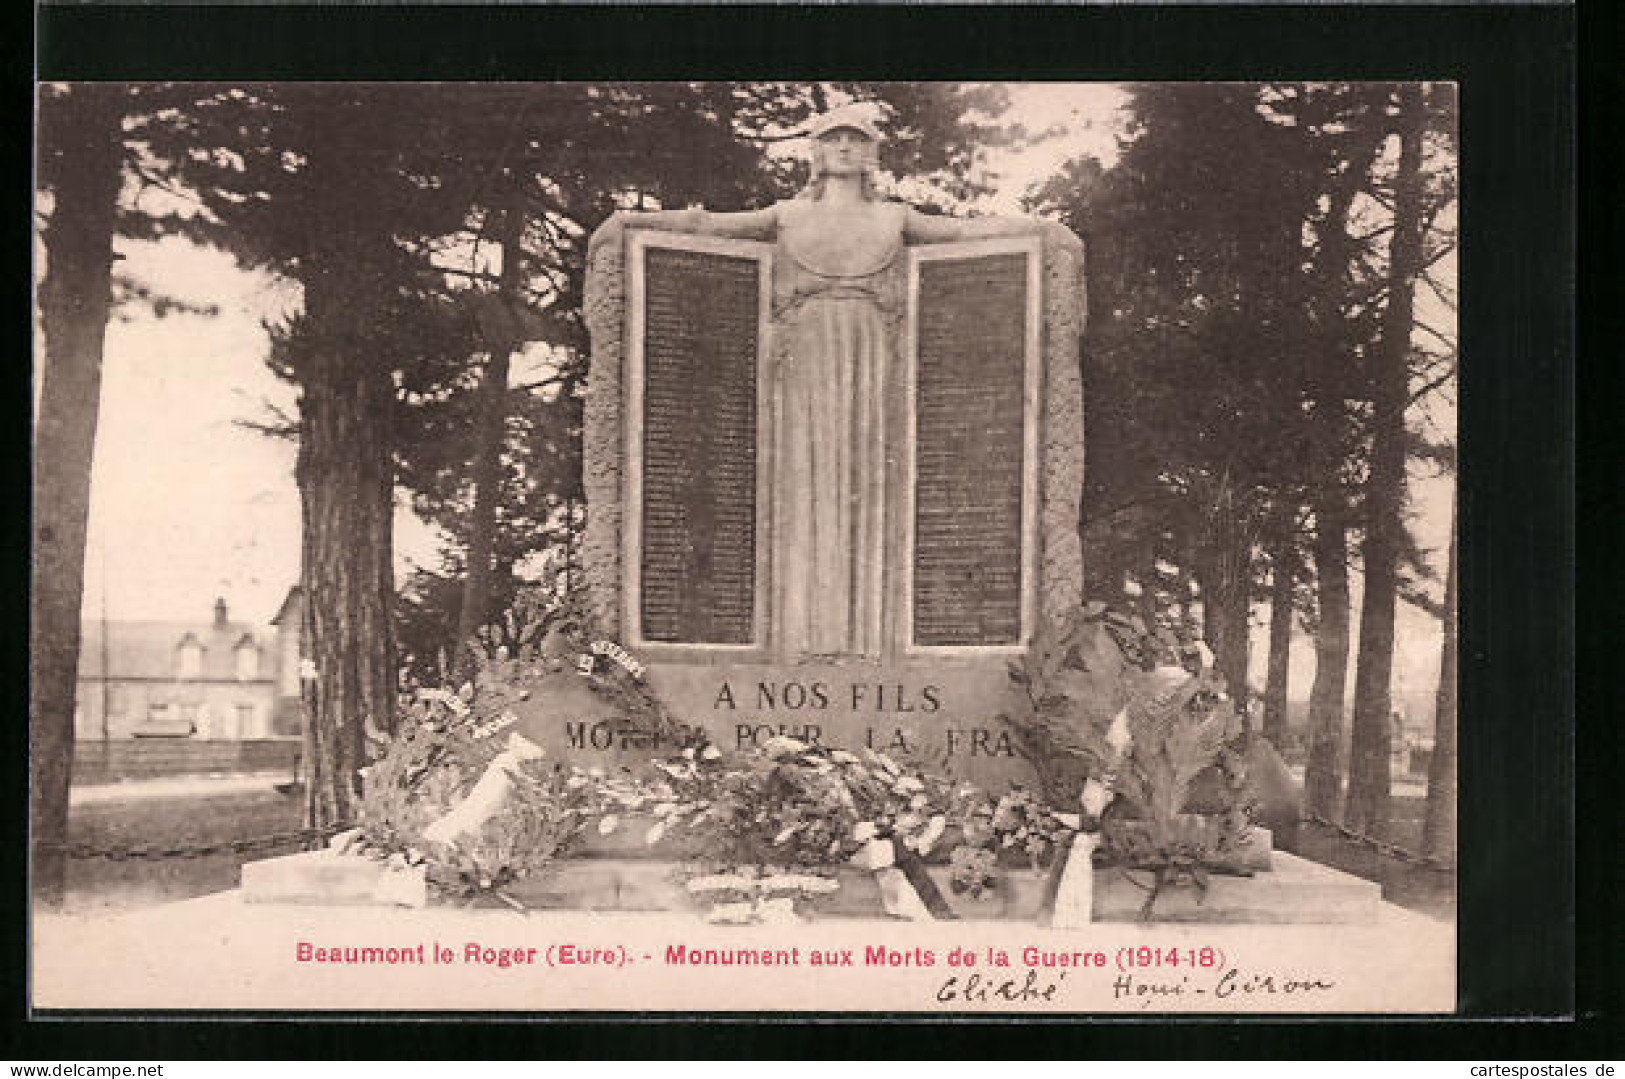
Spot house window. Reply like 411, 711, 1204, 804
178, 640, 203, 679
235, 643, 260, 681
235, 703, 255, 735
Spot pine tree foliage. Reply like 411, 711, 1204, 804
1029, 85, 1456, 835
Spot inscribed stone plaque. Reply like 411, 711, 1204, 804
912, 250, 1032, 646
636, 244, 762, 645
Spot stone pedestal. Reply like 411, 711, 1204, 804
499, 655, 1046, 790
1092, 852, 1379, 924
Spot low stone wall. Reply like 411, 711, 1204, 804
73, 738, 300, 784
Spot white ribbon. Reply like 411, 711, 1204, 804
851, 838, 934, 920
422, 733, 545, 846
1049, 831, 1099, 928
875, 867, 934, 921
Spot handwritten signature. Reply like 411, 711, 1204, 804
1112, 968, 1336, 1006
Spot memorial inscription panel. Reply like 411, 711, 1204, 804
909, 244, 1038, 648
630, 238, 767, 647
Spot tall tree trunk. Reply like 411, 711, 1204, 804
455, 198, 523, 670
295, 113, 400, 829
1199, 485, 1255, 713
1346, 83, 1428, 838
1199, 549, 1253, 715
1262, 531, 1296, 749
32, 85, 124, 904
1304, 491, 1352, 820
1216, 573, 1252, 715
1301, 106, 1384, 823
1422, 502, 1457, 860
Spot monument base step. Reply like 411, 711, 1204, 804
580, 818, 1274, 872
240, 848, 428, 908
239, 848, 1374, 924
1093, 852, 1379, 924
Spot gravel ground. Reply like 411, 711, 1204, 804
60, 778, 307, 915
1291, 795, 1455, 923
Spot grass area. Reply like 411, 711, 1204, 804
56, 784, 1454, 923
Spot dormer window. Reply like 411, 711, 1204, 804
235, 636, 260, 681
177, 635, 203, 680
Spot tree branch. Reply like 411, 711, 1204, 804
233, 414, 299, 441
512, 376, 566, 394
1421, 271, 1458, 312
1413, 319, 1457, 352
1408, 363, 1457, 407
129, 161, 202, 210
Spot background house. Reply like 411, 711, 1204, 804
267, 586, 305, 738
76, 594, 303, 742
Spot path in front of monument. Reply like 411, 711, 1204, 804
51, 775, 1455, 923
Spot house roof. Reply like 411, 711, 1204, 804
78, 619, 274, 682
269, 586, 303, 627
